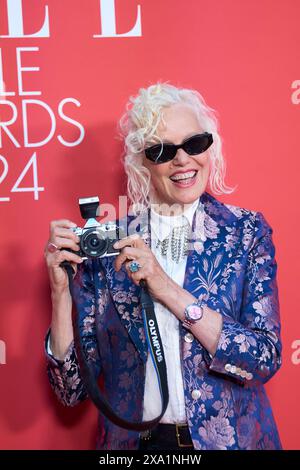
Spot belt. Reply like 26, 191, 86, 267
140, 423, 193, 449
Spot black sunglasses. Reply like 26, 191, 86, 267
144, 132, 213, 164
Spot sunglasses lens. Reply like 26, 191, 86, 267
184, 134, 213, 155
145, 144, 175, 163
144, 133, 213, 164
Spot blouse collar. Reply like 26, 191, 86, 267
150, 198, 201, 241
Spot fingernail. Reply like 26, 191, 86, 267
113, 241, 119, 248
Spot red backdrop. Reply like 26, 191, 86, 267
0, 0, 299, 450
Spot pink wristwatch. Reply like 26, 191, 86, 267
183, 300, 204, 329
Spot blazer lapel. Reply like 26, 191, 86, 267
183, 192, 239, 306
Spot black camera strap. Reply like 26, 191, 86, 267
61, 261, 169, 431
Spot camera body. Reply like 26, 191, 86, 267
71, 196, 121, 259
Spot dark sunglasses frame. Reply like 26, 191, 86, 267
144, 132, 213, 164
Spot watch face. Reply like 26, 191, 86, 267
187, 305, 202, 321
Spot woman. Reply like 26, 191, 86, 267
45, 83, 282, 450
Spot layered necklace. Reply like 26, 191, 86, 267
150, 200, 194, 263
155, 220, 191, 263
145, 199, 206, 264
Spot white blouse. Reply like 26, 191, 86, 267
142, 198, 200, 423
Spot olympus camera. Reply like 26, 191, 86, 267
71, 196, 121, 259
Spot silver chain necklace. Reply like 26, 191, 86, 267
155, 222, 190, 263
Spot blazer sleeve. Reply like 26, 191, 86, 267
207, 211, 282, 385
45, 259, 102, 406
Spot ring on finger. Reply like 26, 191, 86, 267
129, 260, 141, 273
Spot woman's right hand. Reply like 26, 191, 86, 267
44, 219, 83, 295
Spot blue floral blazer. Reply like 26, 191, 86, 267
46, 192, 282, 450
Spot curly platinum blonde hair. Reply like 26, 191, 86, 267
119, 83, 234, 212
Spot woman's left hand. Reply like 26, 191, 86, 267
114, 235, 172, 301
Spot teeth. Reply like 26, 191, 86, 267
170, 171, 197, 181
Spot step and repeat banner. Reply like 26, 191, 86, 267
0, 0, 299, 450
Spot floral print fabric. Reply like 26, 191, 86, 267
46, 192, 282, 450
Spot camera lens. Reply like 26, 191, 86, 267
90, 237, 99, 248
80, 229, 108, 258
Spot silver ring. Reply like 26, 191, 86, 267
129, 260, 141, 273
47, 242, 59, 253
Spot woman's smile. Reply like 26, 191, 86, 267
169, 169, 198, 187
